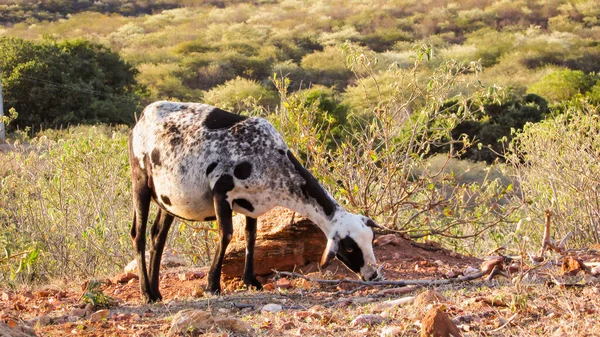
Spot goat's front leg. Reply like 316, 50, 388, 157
207, 176, 234, 294
148, 208, 174, 301
243, 216, 263, 290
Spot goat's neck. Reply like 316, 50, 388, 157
279, 196, 343, 238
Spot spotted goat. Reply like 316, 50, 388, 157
129, 101, 380, 302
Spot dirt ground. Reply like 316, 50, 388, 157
2, 234, 600, 337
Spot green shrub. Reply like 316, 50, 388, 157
204, 76, 278, 112
527, 68, 595, 103
507, 103, 600, 245
300, 46, 353, 89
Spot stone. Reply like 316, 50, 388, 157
70, 308, 87, 318
170, 310, 252, 334
374, 234, 401, 247
27, 315, 52, 327
0, 322, 37, 337
414, 290, 446, 309
261, 303, 283, 313
351, 314, 384, 327
561, 256, 586, 275
89, 309, 109, 323
213, 315, 252, 333
420, 307, 462, 337
380, 326, 404, 337
170, 310, 213, 334
113, 272, 138, 284
222, 207, 327, 277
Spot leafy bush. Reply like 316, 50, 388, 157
507, 103, 600, 245
527, 68, 595, 103
440, 93, 550, 162
0, 126, 219, 284
273, 43, 516, 254
0, 37, 144, 129
204, 76, 278, 112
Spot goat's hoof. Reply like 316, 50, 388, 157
206, 286, 221, 295
245, 279, 262, 290
142, 294, 162, 304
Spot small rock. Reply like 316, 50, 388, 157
70, 308, 87, 318
213, 315, 252, 333
280, 321, 296, 330
67, 316, 80, 323
561, 256, 586, 275
84, 303, 95, 314
113, 272, 138, 284
380, 326, 404, 337
27, 315, 52, 327
420, 307, 462, 337
276, 278, 293, 289
449, 252, 458, 258
1, 292, 12, 301
414, 290, 446, 309
445, 270, 460, 279
294, 311, 321, 320
374, 234, 400, 247
170, 310, 213, 333
591, 265, 600, 276
351, 314, 384, 327
261, 303, 283, 313
0, 321, 37, 337
434, 260, 444, 267
89, 309, 109, 323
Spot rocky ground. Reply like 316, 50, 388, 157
2, 211, 600, 336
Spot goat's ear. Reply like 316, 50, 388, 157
320, 238, 338, 269
366, 219, 381, 229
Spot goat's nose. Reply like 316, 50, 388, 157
366, 272, 378, 281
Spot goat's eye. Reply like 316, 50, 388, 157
345, 247, 354, 253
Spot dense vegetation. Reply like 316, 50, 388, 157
1, 0, 599, 159
0, 37, 143, 129
0, 0, 599, 284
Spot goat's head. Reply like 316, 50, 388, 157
320, 213, 380, 281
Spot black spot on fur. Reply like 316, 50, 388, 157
180, 164, 188, 174
206, 162, 218, 176
165, 122, 183, 148
278, 149, 285, 155
151, 148, 161, 166
233, 199, 255, 212
204, 216, 217, 222
336, 236, 364, 273
213, 174, 235, 195
161, 195, 171, 206
203, 108, 248, 129
286, 150, 335, 216
234, 162, 252, 180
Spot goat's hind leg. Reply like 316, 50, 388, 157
243, 216, 263, 290
148, 208, 174, 301
130, 181, 158, 303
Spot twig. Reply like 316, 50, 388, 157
273, 270, 488, 288
490, 312, 518, 332
540, 210, 552, 256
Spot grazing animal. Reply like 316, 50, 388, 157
129, 101, 380, 303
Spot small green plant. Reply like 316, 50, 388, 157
81, 280, 115, 308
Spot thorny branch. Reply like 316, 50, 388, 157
273, 270, 488, 288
